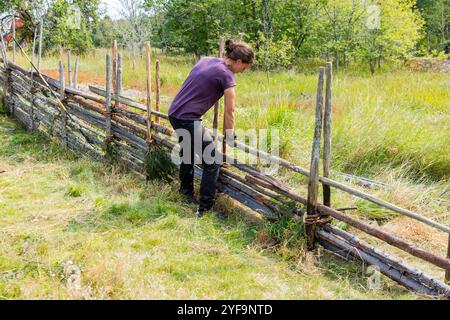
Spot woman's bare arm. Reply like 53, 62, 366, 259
223, 87, 236, 136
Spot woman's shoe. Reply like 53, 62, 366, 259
195, 209, 205, 218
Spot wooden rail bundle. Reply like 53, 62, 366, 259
0, 41, 449, 298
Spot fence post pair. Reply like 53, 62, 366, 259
305, 62, 333, 251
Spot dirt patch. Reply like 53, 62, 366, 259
42, 70, 105, 86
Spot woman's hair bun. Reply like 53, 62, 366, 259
225, 39, 235, 55
224, 38, 255, 65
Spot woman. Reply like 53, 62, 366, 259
168, 39, 254, 218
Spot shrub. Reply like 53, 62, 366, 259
251, 33, 295, 71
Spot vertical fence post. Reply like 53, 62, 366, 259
145, 42, 152, 144
155, 59, 160, 124
105, 53, 113, 158
112, 40, 119, 109
73, 55, 79, 88
37, 19, 43, 73
59, 61, 67, 149
323, 62, 333, 208
31, 28, 37, 74
213, 37, 225, 141
67, 49, 72, 87
115, 52, 122, 109
305, 67, 325, 251
12, 12, 16, 63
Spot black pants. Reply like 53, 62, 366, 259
169, 116, 220, 211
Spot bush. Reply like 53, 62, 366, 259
251, 33, 295, 71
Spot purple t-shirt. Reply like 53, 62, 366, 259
168, 57, 236, 120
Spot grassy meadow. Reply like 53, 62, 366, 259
0, 115, 424, 299
2, 48, 448, 299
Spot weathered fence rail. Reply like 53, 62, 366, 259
0, 40, 449, 298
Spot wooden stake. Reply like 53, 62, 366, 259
155, 59, 160, 123
12, 12, 16, 63
132, 44, 136, 71
67, 49, 72, 87
59, 47, 64, 65
59, 62, 65, 100
112, 40, 118, 106
31, 27, 37, 76
144, 42, 152, 144
323, 62, 332, 208
73, 55, 79, 88
37, 20, 43, 72
105, 53, 112, 140
213, 37, 225, 141
115, 52, 122, 110
59, 61, 67, 149
306, 67, 325, 250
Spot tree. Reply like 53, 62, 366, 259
417, 0, 449, 53
357, 0, 424, 74
43, 0, 100, 55
315, 0, 366, 71
116, 0, 152, 70
92, 15, 116, 48
156, 0, 223, 59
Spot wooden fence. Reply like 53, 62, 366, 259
0, 39, 449, 299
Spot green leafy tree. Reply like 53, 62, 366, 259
92, 15, 116, 48
43, 0, 100, 55
417, 0, 449, 53
357, 0, 424, 74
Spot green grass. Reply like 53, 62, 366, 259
8, 49, 449, 299
0, 114, 424, 299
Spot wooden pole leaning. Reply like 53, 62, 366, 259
305, 67, 325, 250
144, 42, 153, 144
323, 62, 333, 208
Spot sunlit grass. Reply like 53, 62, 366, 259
7, 49, 449, 298
0, 115, 422, 299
